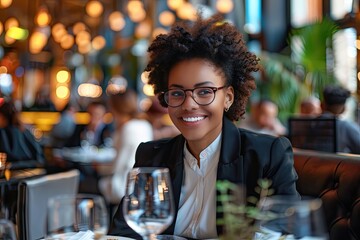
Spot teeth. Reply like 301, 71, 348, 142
182, 116, 204, 122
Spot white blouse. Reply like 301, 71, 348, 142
174, 133, 222, 239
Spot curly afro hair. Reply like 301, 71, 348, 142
145, 14, 259, 121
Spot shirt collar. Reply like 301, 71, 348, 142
183, 132, 222, 173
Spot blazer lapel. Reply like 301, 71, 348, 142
216, 117, 244, 235
162, 136, 185, 234
217, 117, 244, 183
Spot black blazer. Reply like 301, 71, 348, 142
109, 117, 299, 238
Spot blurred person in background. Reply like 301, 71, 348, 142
146, 97, 180, 140
300, 96, 321, 116
320, 85, 360, 154
237, 98, 287, 136
97, 88, 153, 205
49, 102, 78, 148
65, 100, 113, 148
52, 100, 113, 194
0, 98, 45, 169
0, 97, 45, 222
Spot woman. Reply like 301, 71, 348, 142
97, 88, 153, 204
109, 14, 299, 239
0, 98, 44, 168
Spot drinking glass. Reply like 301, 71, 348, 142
46, 194, 108, 240
255, 195, 328, 240
0, 219, 17, 240
123, 167, 175, 240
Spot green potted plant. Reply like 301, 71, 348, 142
256, 18, 339, 122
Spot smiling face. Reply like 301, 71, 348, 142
167, 58, 234, 155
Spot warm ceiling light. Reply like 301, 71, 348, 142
135, 21, 151, 39
56, 85, 70, 99
129, 8, 146, 22
0, 66, 7, 74
86, 0, 103, 18
159, 11, 175, 27
56, 70, 70, 83
152, 27, 168, 39
177, 2, 196, 21
29, 31, 48, 54
76, 30, 91, 46
5, 26, 28, 40
0, 22, 3, 35
78, 43, 91, 54
4, 34, 15, 44
142, 84, 155, 96
127, 0, 143, 13
52, 23, 65, 39
92, 35, 106, 50
5, 17, 18, 30
140, 71, 149, 84
355, 39, 360, 50
73, 22, 87, 35
167, 0, 184, 10
109, 11, 125, 31
60, 34, 75, 49
127, 0, 146, 22
52, 27, 67, 43
216, 0, 234, 14
78, 83, 102, 98
0, 0, 12, 8
35, 8, 51, 27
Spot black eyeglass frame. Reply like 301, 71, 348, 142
162, 85, 227, 107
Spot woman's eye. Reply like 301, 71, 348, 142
197, 88, 212, 96
170, 90, 184, 97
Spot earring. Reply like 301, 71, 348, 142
225, 107, 229, 112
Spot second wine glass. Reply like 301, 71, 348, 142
46, 194, 108, 239
255, 195, 329, 240
123, 167, 175, 240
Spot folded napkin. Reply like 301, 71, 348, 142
68, 230, 94, 240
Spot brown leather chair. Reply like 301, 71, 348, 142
293, 148, 360, 240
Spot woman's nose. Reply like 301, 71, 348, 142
181, 91, 198, 110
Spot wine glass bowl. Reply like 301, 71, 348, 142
123, 167, 175, 240
46, 194, 108, 239
255, 195, 328, 240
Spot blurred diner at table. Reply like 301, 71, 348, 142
64, 100, 113, 149
145, 97, 180, 140
320, 84, 360, 154
97, 88, 153, 207
0, 98, 45, 169
237, 98, 287, 137
48, 102, 78, 148
300, 96, 322, 116
51, 100, 114, 194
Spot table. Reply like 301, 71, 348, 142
0, 168, 46, 185
54, 147, 116, 164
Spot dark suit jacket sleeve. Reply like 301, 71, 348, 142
265, 136, 299, 197
108, 142, 150, 239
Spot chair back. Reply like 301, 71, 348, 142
288, 116, 337, 153
17, 169, 80, 240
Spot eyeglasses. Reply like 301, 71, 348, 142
162, 86, 227, 107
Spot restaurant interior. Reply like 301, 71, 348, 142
0, 0, 360, 239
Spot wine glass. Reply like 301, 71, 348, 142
255, 195, 328, 240
46, 194, 108, 240
0, 219, 17, 240
123, 167, 175, 240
